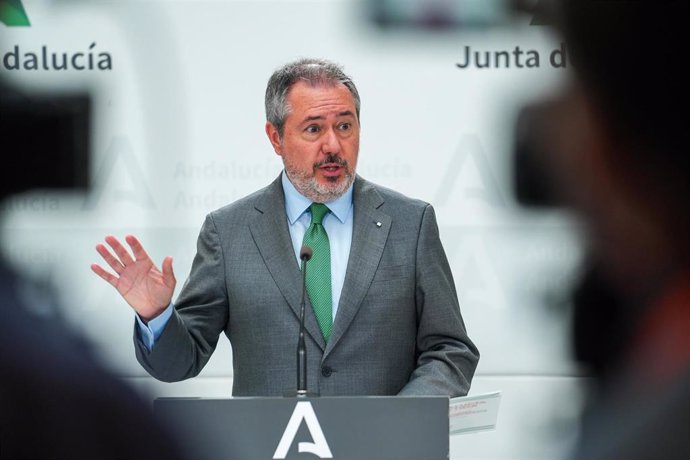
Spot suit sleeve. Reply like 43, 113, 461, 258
398, 204, 480, 397
134, 213, 229, 382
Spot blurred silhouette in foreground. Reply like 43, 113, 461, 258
0, 81, 185, 459
516, 1, 689, 459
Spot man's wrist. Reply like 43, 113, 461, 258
136, 304, 174, 350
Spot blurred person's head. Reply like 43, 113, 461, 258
548, 0, 688, 296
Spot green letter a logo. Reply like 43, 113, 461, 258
0, 0, 31, 27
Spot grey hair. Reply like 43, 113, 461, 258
265, 58, 361, 138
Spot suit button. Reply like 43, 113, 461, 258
321, 366, 333, 378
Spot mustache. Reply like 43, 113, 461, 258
314, 155, 348, 168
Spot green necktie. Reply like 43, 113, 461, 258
303, 203, 332, 342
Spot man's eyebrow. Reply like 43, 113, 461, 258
301, 111, 355, 123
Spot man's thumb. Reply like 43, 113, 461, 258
162, 256, 175, 286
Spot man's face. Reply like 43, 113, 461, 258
266, 81, 360, 203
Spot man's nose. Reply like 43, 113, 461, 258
321, 128, 341, 155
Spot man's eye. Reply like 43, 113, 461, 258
305, 125, 320, 134
338, 123, 351, 131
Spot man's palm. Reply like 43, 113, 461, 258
91, 235, 176, 322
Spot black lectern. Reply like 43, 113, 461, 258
155, 396, 449, 460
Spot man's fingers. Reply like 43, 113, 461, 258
125, 234, 151, 263
91, 263, 118, 288
105, 235, 135, 266
96, 243, 125, 274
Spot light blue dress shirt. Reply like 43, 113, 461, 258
137, 171, 354, 350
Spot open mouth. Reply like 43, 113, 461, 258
315, 155, 348, 180
321, 164, 342, 173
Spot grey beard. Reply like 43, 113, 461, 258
284, 164, 355, 203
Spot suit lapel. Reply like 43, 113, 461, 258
326, 177, 391, 356
249, 176, 326, 351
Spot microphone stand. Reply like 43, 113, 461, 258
296, 246, 312, 397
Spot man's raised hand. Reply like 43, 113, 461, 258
91, 235, 176, 322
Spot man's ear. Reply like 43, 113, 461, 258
265, 122, 283, 156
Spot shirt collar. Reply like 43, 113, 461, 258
281, 170, 353, 224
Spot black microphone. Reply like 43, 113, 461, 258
296, 245, 312, 397
300, 245, 313, 263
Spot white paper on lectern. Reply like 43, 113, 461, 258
449, 391, 501, 435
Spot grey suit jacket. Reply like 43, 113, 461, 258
135, 175, 479, 397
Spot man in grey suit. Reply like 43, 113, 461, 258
92, 58, 479, 397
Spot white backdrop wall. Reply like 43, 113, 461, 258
1, 1, 585, 458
